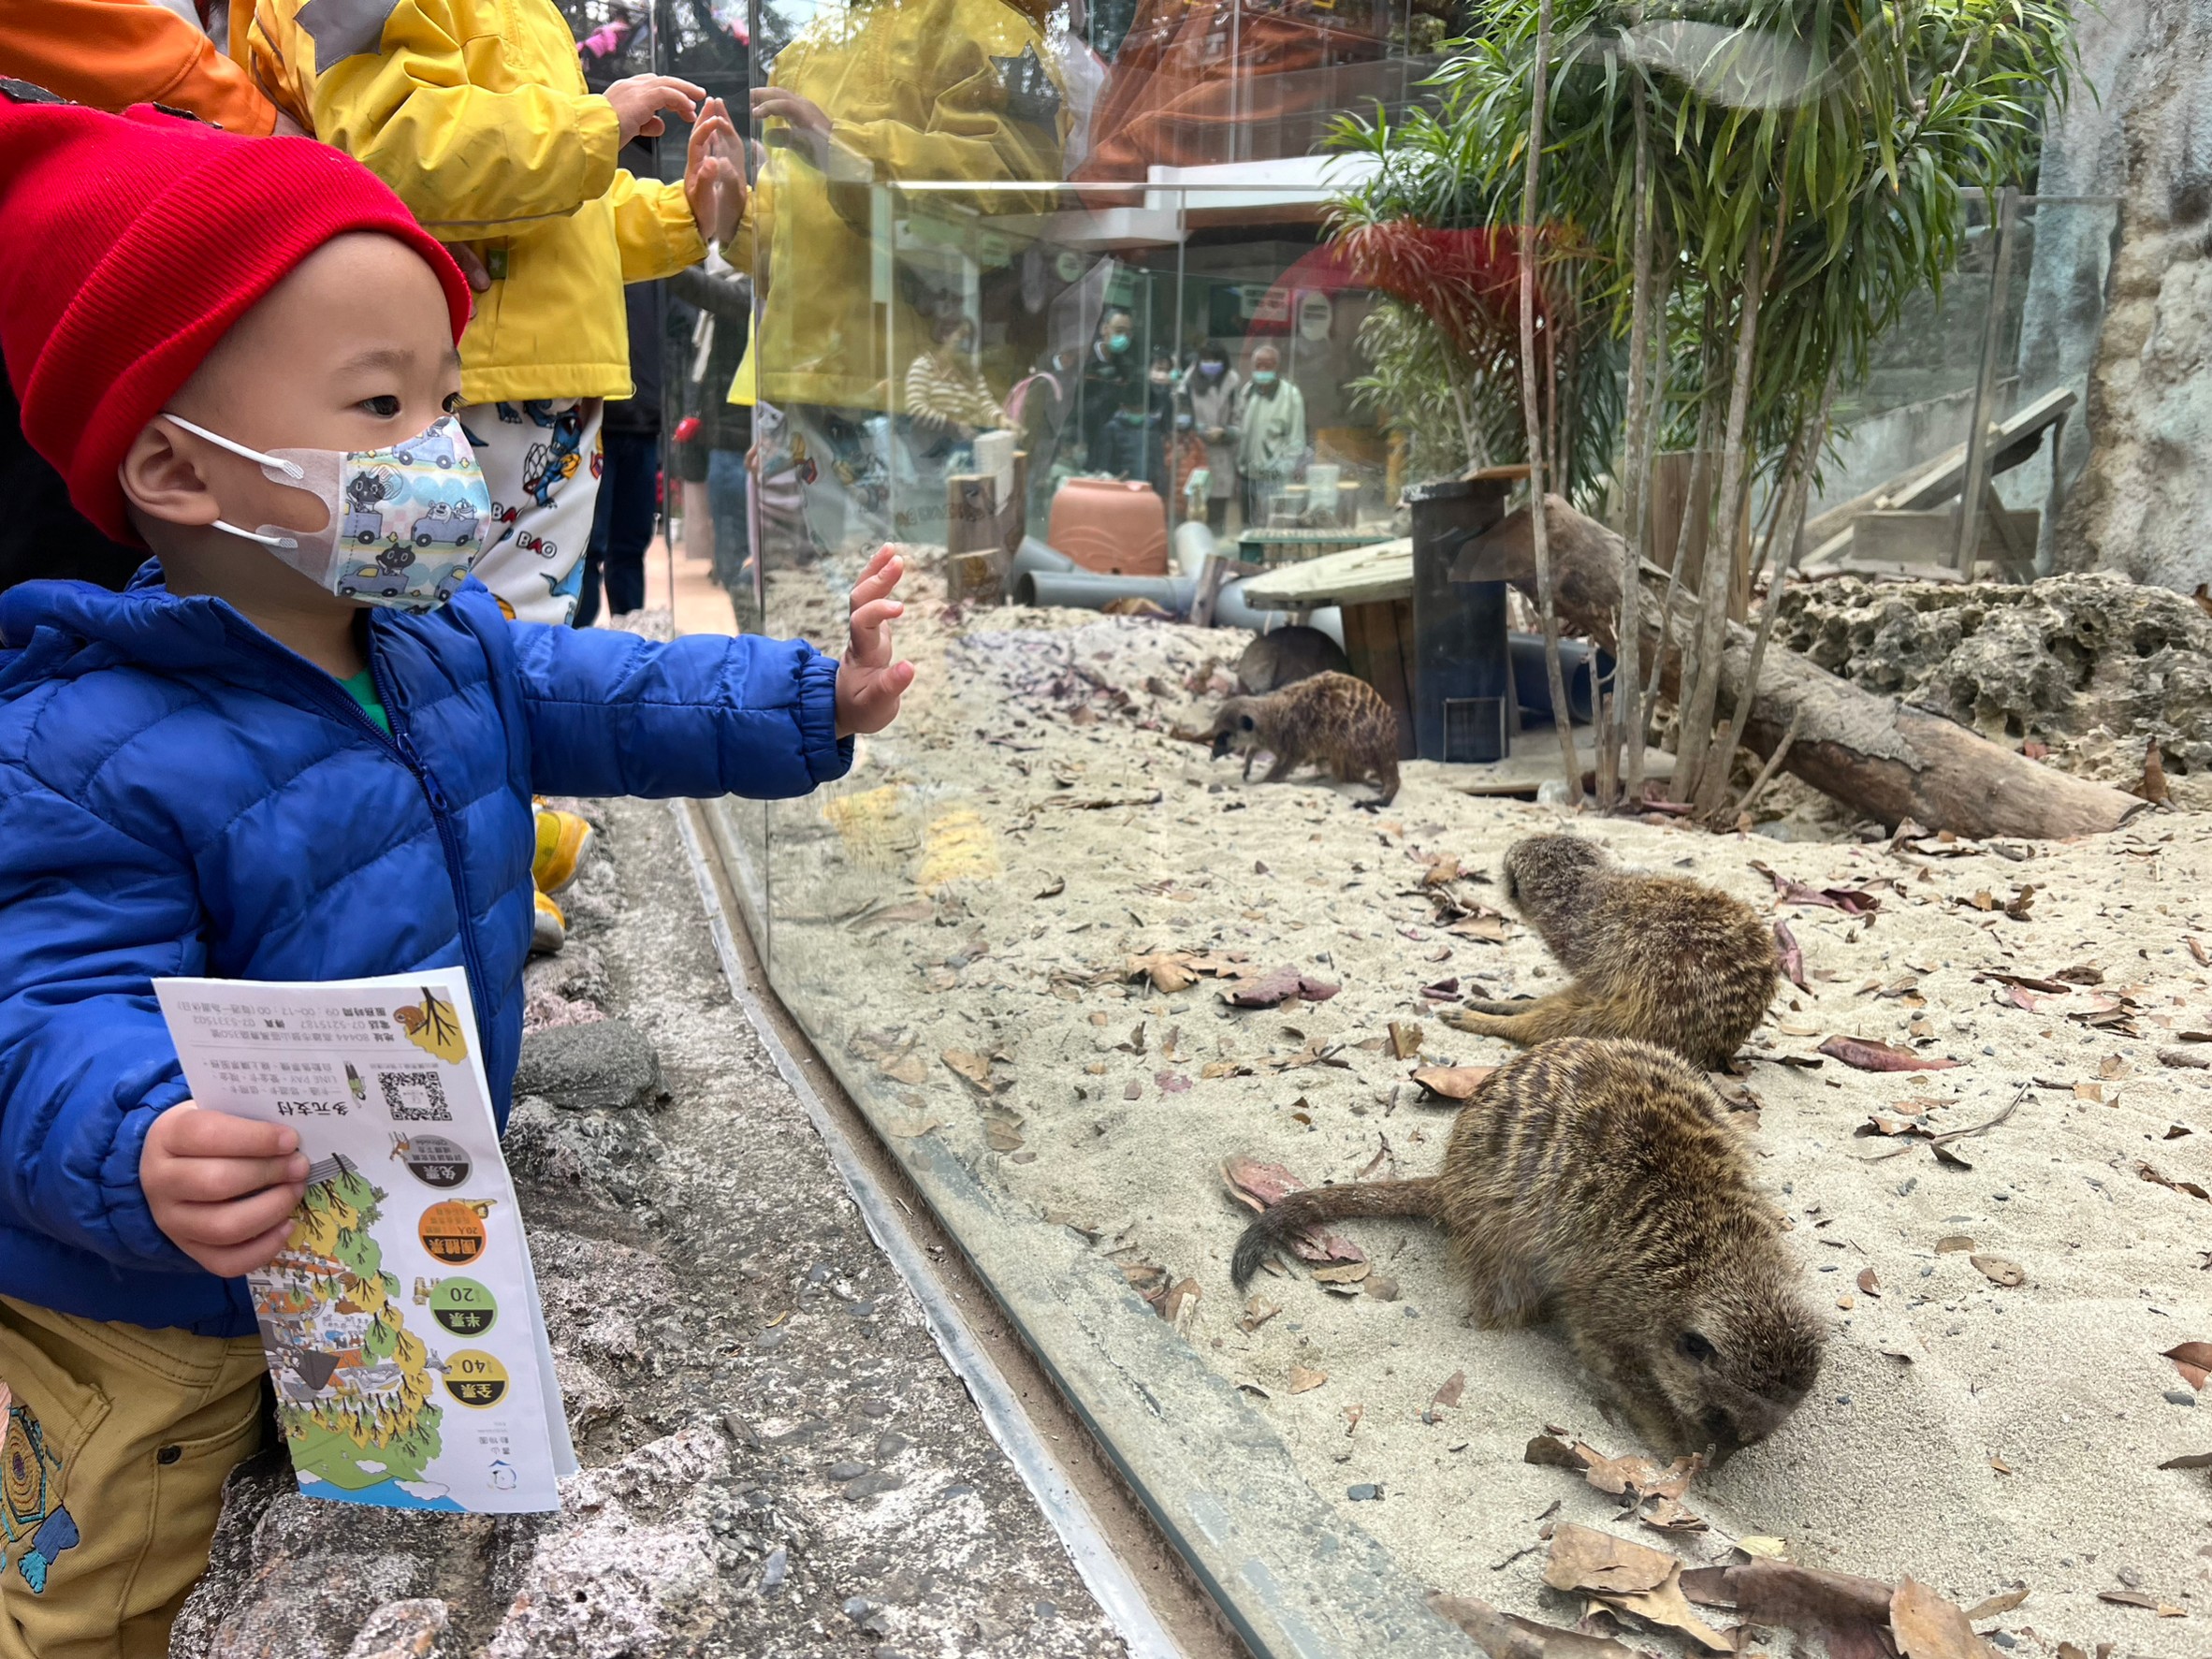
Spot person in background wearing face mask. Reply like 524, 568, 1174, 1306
0, 101, 915, 1653
1182, 342, 1241, 533
1080, 307, 1147, 480
1236, 342, 1305, 529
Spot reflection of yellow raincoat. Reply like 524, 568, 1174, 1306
240, 0, 705, 404
735, 0, 1066, 411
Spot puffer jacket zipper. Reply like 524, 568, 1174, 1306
223, 618, 493, 1046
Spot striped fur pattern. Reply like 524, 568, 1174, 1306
1440, 835, 1779, 1070
1206, 671, 1401, 808
1230, 1039, 1823, 1462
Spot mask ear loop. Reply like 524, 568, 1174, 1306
158, 412, 309, 549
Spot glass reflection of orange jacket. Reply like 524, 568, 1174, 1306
240, 0, 705, 405
736, 0, 1066, 411
0, 0, 276, 133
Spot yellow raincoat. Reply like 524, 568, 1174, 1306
239, 0, 705, 404
736, 0, 1066, 411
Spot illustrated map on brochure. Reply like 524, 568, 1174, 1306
153, 968, 575, 1514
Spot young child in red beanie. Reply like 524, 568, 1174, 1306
0, 87, 910, 1652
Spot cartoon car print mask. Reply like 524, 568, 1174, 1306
157, 413, 493, 612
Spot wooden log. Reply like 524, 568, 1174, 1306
1477, 499, 2149, 840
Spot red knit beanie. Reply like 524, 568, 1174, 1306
0, 94, 472, 545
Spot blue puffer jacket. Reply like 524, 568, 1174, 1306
0, 569, 849, 1337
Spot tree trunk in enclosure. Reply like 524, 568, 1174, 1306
1478, 499, 2150, 840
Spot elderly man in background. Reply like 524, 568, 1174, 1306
1235, 342, 1305, 530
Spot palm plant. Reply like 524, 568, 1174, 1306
1330, 0, 2077, 813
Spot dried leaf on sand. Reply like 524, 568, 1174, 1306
1288, 1364, 1328, 1394
1961, 1586, 2029, 1621
1818, 1036, 1960, 1072
941, 1047, 996, 1089
879, 1053, 930, 1085
1775, 919, 1807, 990
1412, 1065, 1497, 1100
1752, 861, 1885, 916
2139, 1161, 2212, 1202
1972, 1254, 2026, 1288
1125, 949, 1248, 994
1681, 1561, 1895, 1659
2163, 1342, 2212, 1390
1222, 1155, 1304, 1212
1890, 1577, 1991, 1659
1525, 1434, 1705, 1530
2097, 1589, 2186, 1615
1542, 1525, 1731, 1652
1429, 1594, 1639, 1659
1222, 965, 1342, 1008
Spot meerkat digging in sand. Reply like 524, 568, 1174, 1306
1205, 671, 1400, 808
1231, 1038, 1823, 1463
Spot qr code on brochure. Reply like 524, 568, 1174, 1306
379, 1068, 453, 1122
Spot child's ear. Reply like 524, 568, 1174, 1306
120, 419, 222, 529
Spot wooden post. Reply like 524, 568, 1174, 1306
1340, 598, 1418, 760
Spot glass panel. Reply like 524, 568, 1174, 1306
727, 175, 1481, 1654
618, 1, 2139, 1647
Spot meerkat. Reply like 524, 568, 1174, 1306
1438, 834, 1778, 1070
1206, 671, 1401, 808
1235, 625, 1351, 694
1231, 1038, 1822, 1463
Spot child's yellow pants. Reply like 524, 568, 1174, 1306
0, 1296, 265, 1659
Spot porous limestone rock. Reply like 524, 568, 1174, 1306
1775, 573, 2212, 798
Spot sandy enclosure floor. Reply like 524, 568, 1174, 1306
749, 557, 2212, 1656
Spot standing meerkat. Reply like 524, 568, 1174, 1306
1206, 671, 1401, 808
1231, 1039, 1823, 1463
1440, 834, 1778, 1070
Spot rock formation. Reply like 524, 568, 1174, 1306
1776, 573, 2212, 799
2034, 0, 2212, 592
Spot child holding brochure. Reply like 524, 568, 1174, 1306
0, 90, 910, 1653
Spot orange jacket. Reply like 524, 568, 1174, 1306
0, 0, 277, 134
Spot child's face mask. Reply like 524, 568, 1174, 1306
1106, 331, 1130, 354
162, 412, 492, 612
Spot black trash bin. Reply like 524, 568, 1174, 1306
1405, 474, 1517, 764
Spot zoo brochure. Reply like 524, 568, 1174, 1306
153, 968, 575, 1514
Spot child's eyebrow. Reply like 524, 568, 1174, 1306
333, 345, 464, 376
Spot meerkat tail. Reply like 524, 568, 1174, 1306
1230, 1179, 1439, 1289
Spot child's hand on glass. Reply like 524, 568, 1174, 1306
685, 97, 748, 247
835, 546, 915, 737
141, 1102, 309, 1277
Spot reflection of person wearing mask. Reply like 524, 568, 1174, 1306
1236, 343, 1305, 527
737, 0, 1068, 555
1183, 342, 1240, 533
1143, 348, 1178, 499
1080, 309, 1145, 478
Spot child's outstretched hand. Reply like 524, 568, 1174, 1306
142, 1102, 310, 1278
685, 97, 748, 247
836, 546, 915, 737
